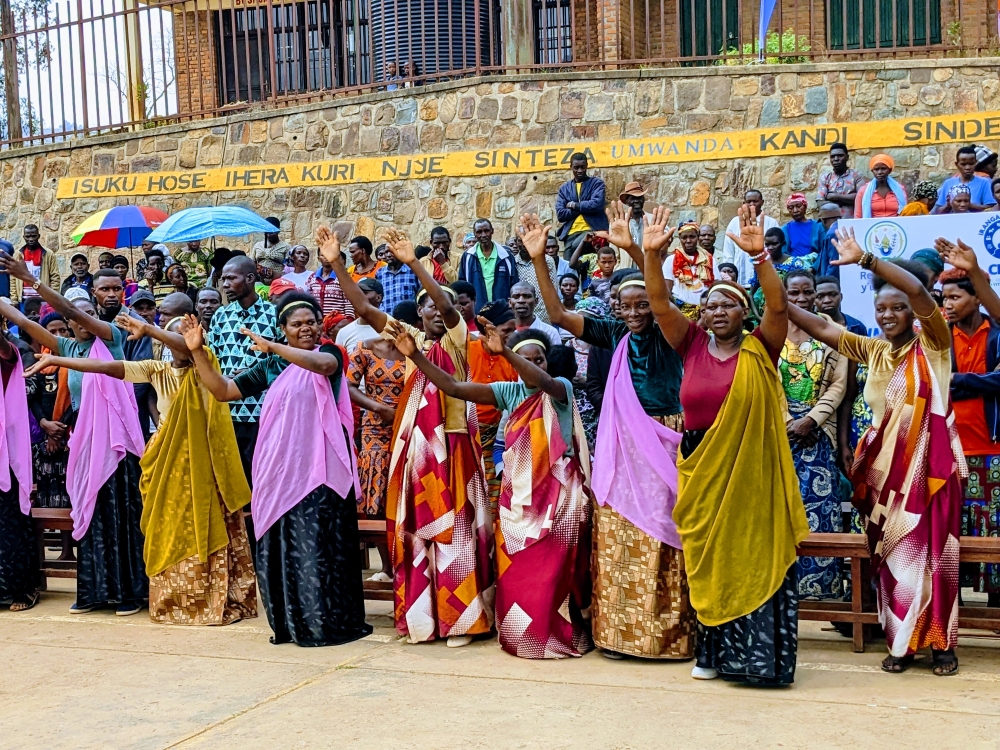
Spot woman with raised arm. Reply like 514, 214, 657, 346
787, 227, 964, 677
183, 291, 372, 647
316, 226, 492, 648
0, 254, 147, 617
25, 315, 256, 626
645, 204, 809, 685
390, 318, 592, 659
0, 314, 38, 612
524, 210, 695, 661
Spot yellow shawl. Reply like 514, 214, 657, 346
139, 351, 250, 577
674, 334, 809, 627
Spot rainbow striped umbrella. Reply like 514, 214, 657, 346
71, 205, 169, 248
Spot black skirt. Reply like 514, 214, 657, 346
0, 473, 40, 602
75, 454, 149, 608
683, 428, 799, 686
257, 486, 373, 647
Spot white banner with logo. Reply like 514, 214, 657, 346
840, 212, 1000, 334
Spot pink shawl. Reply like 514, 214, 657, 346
593, 333, 682, 548
67, 336, 145, 540
0, 355, 33, 514
251, 360, 359, 539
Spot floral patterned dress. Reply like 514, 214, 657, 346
347, 341, 406, 517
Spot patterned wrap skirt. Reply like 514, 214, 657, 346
591, 413, 697, 659
357, 423, 393, 518
789, 402, 843, 600
961, 453, 1000, 595
149, 505, 258, 625
32, 441, 70, 508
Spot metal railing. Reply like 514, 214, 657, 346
0, 0, 992, 149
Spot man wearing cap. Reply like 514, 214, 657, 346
251, 217, 290, 267
129, 289, 158, 325
60, 253, 94, 295
555, 153, 608, 259
976, 145, 998, 180
815, 203, 845, 278
817, 142, 866, 220
934, 145, 998, 213
336, 277, 383, 354
172, 239, 213, 286
716, 189, 779, 286
781, 193, 823, 260
11, 224, 60, 305
614, 182, 653, 271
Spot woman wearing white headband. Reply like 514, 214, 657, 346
389, 318, 592, 659
182, 290, 372, 647
26, 313, 258, 627
643, 203, 808, 685
524, 206, 695, 662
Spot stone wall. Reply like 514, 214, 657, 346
3, 58, 999, 273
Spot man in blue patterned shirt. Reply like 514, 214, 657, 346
207, 255, 278, 507
375, 242, 420, 312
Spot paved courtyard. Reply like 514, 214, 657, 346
2, 579, 999, 750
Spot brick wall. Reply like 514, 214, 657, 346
173, 9, 217, 116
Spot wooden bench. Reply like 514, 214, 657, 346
359, 518, 392, 602
796, 532, 1000, 652
30, 507, 77, 591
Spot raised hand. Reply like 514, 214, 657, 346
179, 313, 205, 352
477, 315, 504, 355
114, 312, 146, 341
386, 320, 418, 357
935, 237, 979, 273
315, 225, 343, 267
517, 213, 552, 260
0, 250, 35, 284
642, 205, 675, 255
725, 203, 765, 255
240, 326, 274, 354
382, 228, 416, 265
594, 201, 635, 251
23, 352, 55, 378
830, 226, 864, 267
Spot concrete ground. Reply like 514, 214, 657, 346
2, 577, 999, 750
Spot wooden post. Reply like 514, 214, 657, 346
0, 0, 21, 144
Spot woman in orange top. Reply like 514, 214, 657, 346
854, 154, 907, 218
468, 300, 519, 513
346, 236, 386, 281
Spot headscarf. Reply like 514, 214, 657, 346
476, 300, 515, 332
575, 296, 611, 319
322, 312, 349, 341
785, 193, 808, 208
870, 153, 895, 171
39, 312, 65, 329
948, 183, 972, 201
913, 180, 939, 202
707, 281, 751, 308
911, 249, 945, 277
900, 202, 929, 216
677, 221, 700, 236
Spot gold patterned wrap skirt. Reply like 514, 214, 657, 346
149, 506, 258, 625
591, 412, 697, 658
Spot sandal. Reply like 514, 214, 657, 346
9, 591, 39, 612
932, 649, 959, 676
880, 654, 914, 673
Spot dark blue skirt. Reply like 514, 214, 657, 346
0, 473, 40, 602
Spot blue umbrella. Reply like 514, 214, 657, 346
144, 206, 277, 243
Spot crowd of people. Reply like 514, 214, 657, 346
0, 146, 997, 686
